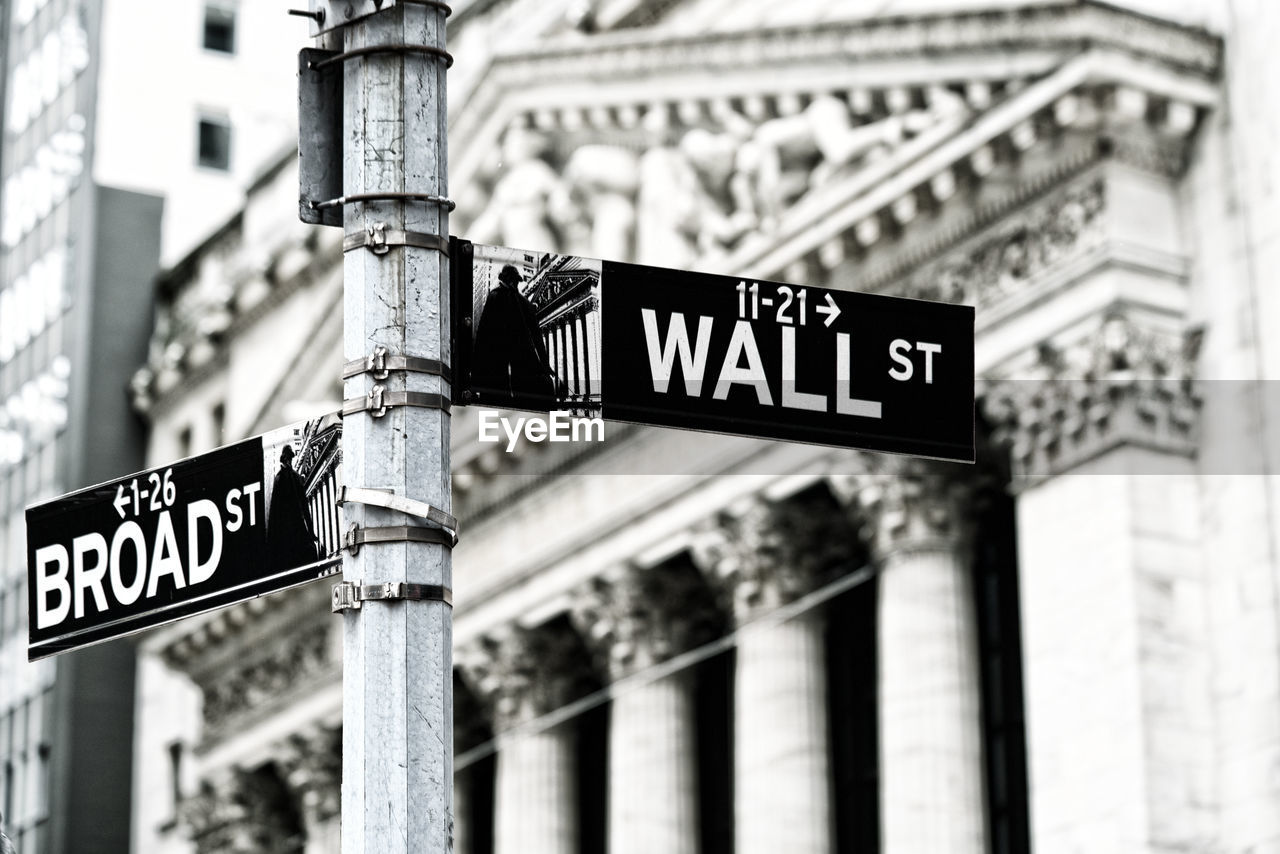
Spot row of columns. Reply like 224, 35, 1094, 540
456, 455, 989, 854
542, 304, 599, 401
306, 467, 342, 557
182, 455, 988, 854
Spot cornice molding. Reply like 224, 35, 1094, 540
131, 218, 342, 421
455, 1, 1219, 137
729, 50, 1214, 285
196, 619, 335, 736
453, 2, 1219, 193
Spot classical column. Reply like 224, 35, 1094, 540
831, 460, 988, 854
575, 312, 589, 397
457, 624, 595, 854
278, 725, 342, 854
983, 314, 1211, 853
585, 311, 600, 398
569, 562, 720, 854
691, 495, 855, 854
558, 323, 569, 384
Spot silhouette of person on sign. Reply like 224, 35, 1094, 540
266, 444, 319, 569
471, 264, 560, 405
1, 810, 16, 854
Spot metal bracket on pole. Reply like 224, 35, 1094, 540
339, 485, 458, 538
332, 580, 453, 612
298, 0, 450, 37
301, 0, 396, 37
341, 386, 450, 418
342, 346, 449, 381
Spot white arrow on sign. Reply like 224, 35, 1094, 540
816, 293, 841, 327
113, 484, 130, 519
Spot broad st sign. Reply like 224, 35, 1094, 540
454, 240, 974, 462
27, 415, 343, 660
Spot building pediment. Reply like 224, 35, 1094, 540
141, 0, 1224, 669
450, 1, 1220, 299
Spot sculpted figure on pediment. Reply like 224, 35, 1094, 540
635, 88, 968, 262
636, 110, 759, 264
562, 144, 640, 260
636, 146, 702, 266
732, 89, 964, 231
469, 125, 577, 251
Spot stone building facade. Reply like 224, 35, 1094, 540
127, 2, 1280, 853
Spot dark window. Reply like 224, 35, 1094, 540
197, 116, 232, 171
695, 645, 734, 854
168, 742, 184, 817
210, 402, 225, 448
828, 569, 879, 854
203, 4, 236, 53
973, 484, 1032, 854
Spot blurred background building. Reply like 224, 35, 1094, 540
6, 0, 1280, 853
0, 0, 304, 851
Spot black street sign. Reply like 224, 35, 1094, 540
453, 239, 974, 462
27, 414, 343, 660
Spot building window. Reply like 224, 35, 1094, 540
197, 116, 232, 171
202, 3, 236, 54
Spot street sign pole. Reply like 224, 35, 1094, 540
337, 2, 453, 849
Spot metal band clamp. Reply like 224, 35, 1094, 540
339, 486, 457, 537
341, 386, 450, 418
332, 581, 453, 612
309, 43, 453, 71
343, 224, 450, 256
310, 192, 456, 213
343, 346, 448, 381
344, 522, 457, 552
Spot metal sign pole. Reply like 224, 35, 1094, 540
336, 1, 453, 849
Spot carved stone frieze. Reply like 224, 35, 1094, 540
180, 764, 305, 854
277, 724, 342, 827
569, 562, 723, 681
981, 312, 1202, 483
689, 490, 861, 624
456, 621, 598, 732
462, 90, 966, 266
197, 621, 332, 732
904, 176, 1106, 308
130, 193, 339, 416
